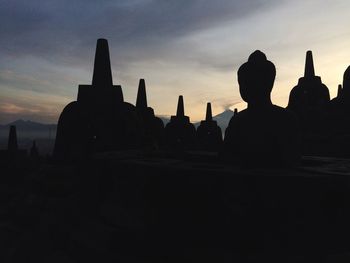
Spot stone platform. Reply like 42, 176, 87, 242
1, 153, 350, 262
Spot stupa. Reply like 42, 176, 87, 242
135, 79, 164, 149
54, 39, 141, 161
196, 103, 222, 151
287, 51, 330, 133
164, 96, 196, 151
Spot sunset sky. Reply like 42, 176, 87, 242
0, 0, 350, 123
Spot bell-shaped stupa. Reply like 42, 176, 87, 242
54, 39, 141, 161
196, 103, 222, 151
164, 96, 196, 151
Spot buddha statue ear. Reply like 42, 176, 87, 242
237, 65, 250, 103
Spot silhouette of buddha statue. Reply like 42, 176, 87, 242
135, 79, 164, 149
223, 50, 300, 167
333, 67, 350, 105
196, 103, 222, 151
54, 39, 141, 161
164, 96, 196, 151
344, 66, 350, 93
327, 66, 350, 156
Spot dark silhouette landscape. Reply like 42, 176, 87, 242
1, 38, 350, 262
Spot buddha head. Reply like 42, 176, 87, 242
237, 50, 276, 105
343, 66, 350, 94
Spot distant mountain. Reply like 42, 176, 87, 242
0, 120, 57, 139
0, 110, 235, 140
0, 119, 57, 130
193, 109, 235, 131
0, 120, 57, 154
157, 109, 235, 131
211, 109, 235, 131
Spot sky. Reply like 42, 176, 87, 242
0, 0, 350, 124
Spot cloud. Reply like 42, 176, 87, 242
0, 101, 59, 123
0, 0, 282, 64
1, 0, 349, 123
0, 87, 70, 123
0, 102, 33, 114
0, 70, 51, 91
